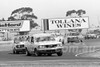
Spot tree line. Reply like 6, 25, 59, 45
0, 7, 86, 33
66, 9, 86, 33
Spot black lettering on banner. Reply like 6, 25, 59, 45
67, 23, 72, 27
72, 23, 75, 27
75, 18, 81, 27
64, 20, 67, 23
57, 24, 63, 28
0, 22, 22, 28
58, 20, 62, 23
67, 19, 75, 28
71, 19, 74, 23
76, 24, 81, 27
75, 19, 80, 23
51, 20, 55, 24
82, 18, 86, 22
43, 17, 88, 30
51, 20, 62, 24
64, 24, 67, 28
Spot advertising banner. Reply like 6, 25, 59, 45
43, 17, 89, 30
0, 20, 30, 32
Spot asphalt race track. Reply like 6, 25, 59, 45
0, 39, 100, 61
0, 39, 100, 67
0, 50, 99, 61
0, 51, 76, 61
0, 51, 100, 67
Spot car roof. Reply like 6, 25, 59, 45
32, 33, 52, 38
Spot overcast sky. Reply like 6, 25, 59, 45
0, 0, 100, 27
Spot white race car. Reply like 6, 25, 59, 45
25, 33, 63, 56
12, 41, 26, 54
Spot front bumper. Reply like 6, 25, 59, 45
15, 48, 26, 52
37, 47, 63, 54
38, 49, 62, 54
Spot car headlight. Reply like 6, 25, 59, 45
20, 44, 24, 47
58, 44, 62, 46
16, 44, 24, 48
38, 45, 45, 48
16, 45, 20, 48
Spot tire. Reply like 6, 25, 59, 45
13, 48, 19, 54
47, 54, 52, 56
57, 52, 63, 56
16, 51, 19, 54
26, 48, 31, 56
34, 49, 40, 56
13, 49, 16, 54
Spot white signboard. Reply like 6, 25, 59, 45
0, 20, 30, 32
43, 17, 89, 30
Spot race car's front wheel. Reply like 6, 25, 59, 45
57, 52, 63, 56
47, 54, 52, 56
13, 49, 16, 54
13, 48, 19, 54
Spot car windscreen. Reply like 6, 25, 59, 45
36, 36, 55, 42
68, 33, 79, 36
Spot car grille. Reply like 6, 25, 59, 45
16, 45, 24, 48
45, 44, 57, 48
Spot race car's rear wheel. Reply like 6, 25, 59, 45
34, 49, 40, 56
26, 49, 31, 56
